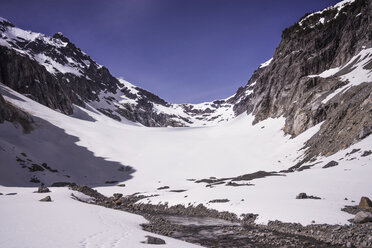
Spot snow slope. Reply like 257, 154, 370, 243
1, 83, 371, 227
0, 186, 201, 248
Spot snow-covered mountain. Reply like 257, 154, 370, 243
0, 0, 372, 247
0, 17, 236, 127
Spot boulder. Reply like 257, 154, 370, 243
37, 185, 51, 193
353, 211, 372, 224
322, 160, 338, 168
296, 193, 321, 200
143, 235, 166, 245
39, 196, 52, 202
296, 193, 308, 199
358, 196, 372, 211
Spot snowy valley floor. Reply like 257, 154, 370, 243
0, 84, 372, 247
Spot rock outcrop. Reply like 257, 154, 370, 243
230, 0, 372, 161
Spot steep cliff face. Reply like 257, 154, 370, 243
0, 93, 33, 133
232, 0, 372, 162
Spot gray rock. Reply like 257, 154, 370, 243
6, 193, 17, 195
143, 235, 166, 245
361, 150, 372, 157
113, 193, 123, 199
322, 161, 338, 169
353, 211, 372, 224
359, 126, 372, 140
37, 185, 51, 193
39, 196, 52, 202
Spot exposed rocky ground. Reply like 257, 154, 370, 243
68, 184, 372, 248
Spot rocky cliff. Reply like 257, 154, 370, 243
230, 0, 372, 163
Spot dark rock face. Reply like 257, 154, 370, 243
0, 92, 33, 132
230, 0, 372, 161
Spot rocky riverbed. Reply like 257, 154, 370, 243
68, 185, 372, 248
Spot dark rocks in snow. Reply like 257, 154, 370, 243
322, 160, 339, 168
29, 176, 40, 183
226, 181, 253, 187
105, 180, 118, 184
51, 182, 76, 187
358, 196, 372, 211
353, 211, 372, 224
169, 190, 187, 193
346, 149, 361, 156
361, 150, 372, 157
296, 193, 321, 200
69, 185, 106, 201
0, 193, 2, 195
6, 193, 17, 195
209, 199, 230, 203
37, 184, 51, 193
157, 186, 170, 190
117, 183, 126, 187
142, 235, 166, 245
28, 163, 44, 172
39, 196, 52, 202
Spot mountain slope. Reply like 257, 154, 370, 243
0, 18, 235, 127
0, 0, 371, 232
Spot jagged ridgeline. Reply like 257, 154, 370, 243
0, 0, 371, 162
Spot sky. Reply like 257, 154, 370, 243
0, 0, 341, 103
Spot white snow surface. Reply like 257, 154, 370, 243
1, 83, 371, 229
0, 187, 201, 248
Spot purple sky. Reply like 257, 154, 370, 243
0, 0, 340, 103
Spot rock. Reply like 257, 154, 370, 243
353, 211, 372, 224
358, 196, 372, 211
296, 193, 308, 199
157, 186, 170, 190
296, 193, 321, 200
39, 196, 52, 202
113, 193, 123, 199
346, 241, 353, 248
6, 193, 17, 195
322, 160, 338, 168
208, 199, 230, 203
37, 184, 51, 193
142, 235, 166, 245
117, 184, 126, 187
51, 182, 76, 187
361, 150, 372, 157
359, 126, 372, 140
105, 180, 118, 184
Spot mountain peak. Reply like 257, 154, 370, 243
53, 32, 70, 43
